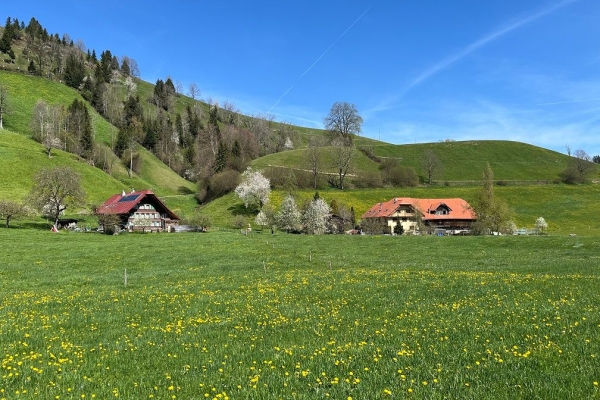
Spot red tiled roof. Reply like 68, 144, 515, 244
96, 190, 180, 220
362, 197, 476, 221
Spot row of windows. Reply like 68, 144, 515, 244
132, 212, 160, 219
130, 220, 161, 227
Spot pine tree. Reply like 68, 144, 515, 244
0, 18, 14, 53
27, 60, 36, 74
120, 58, 130, 76
214, 141, 229, 173
99, 50, 113, 83
67, 99, 94, 158
64, 53, 85, 88
114, 128, 130, 157
175, 113, 184, 146
123, 95, 143, 128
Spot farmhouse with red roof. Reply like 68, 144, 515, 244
362, 197, 476, 235
96, 190, 180, 232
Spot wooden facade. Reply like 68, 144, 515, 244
362, 197, 476, 235
96, 190, 180, 232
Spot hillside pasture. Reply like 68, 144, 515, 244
0, 230, 598, 399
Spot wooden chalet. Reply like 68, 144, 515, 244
96, 190, 180, 232
362, 197, 476, 235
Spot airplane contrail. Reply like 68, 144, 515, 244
537, 97, 600, 106
268, 6, 372, 113
403, 0, 579, 95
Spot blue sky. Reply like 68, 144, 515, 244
4, 0, 600, 156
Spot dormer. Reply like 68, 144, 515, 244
431, 203, 451, 215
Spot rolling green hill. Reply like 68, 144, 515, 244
251, 139, 598, 184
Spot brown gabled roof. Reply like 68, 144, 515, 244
362, 197, 476, 221
96, 190, 180, 220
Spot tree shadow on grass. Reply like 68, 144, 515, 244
10, 221, 52, 231
227, 203, 259, 217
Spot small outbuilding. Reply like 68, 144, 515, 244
96, 190, 180, 232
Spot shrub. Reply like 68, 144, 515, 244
184, 215, 211, 232
232, 215, 247, 230
97, 213, 121, 235
560, 165, 583, 184
358, 146, 381, 163
361, 218, 386, 235
352, 171, 383, 188
197, 169, 241, 203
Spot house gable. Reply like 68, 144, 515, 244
362, 197, 476, 233
96, 190, 180, 232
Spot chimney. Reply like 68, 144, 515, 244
131, 188, 135, 193
121, 190, 126, 197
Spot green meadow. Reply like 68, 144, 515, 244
1, 229, 598, 399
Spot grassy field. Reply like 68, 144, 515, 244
0, 229, 598, 399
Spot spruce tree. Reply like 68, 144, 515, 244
114, 128, 129, 157
214, 141, 229, 173
64, 53, 85, 88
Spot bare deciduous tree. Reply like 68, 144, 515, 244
324, 101, 363, 140
221, 101, 239, 126
129, 58, 141, 78
304, 137, 323, 189
328, 137, 353, 190
188, 83, 200, 101
0, 200, 29, 228
422, 149, 442, 184
30, 100, 65, 156
28, 166, 86, 228
575, 151, 593, 177
242, 114, 276, 156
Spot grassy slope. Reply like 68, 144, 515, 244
0, 129, 125, 204
251, 140, 599, 183
0, 70, 194, 196
367, 140, 591, 181
251, 146, 380, 175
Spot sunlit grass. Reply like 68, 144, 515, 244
1, 230, 598, 399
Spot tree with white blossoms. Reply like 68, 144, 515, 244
276, 194, 301, 233
303, 197, 330, 235
255, 210, 269, 227
535, 217, 548, 235
234, 168, 271, 209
